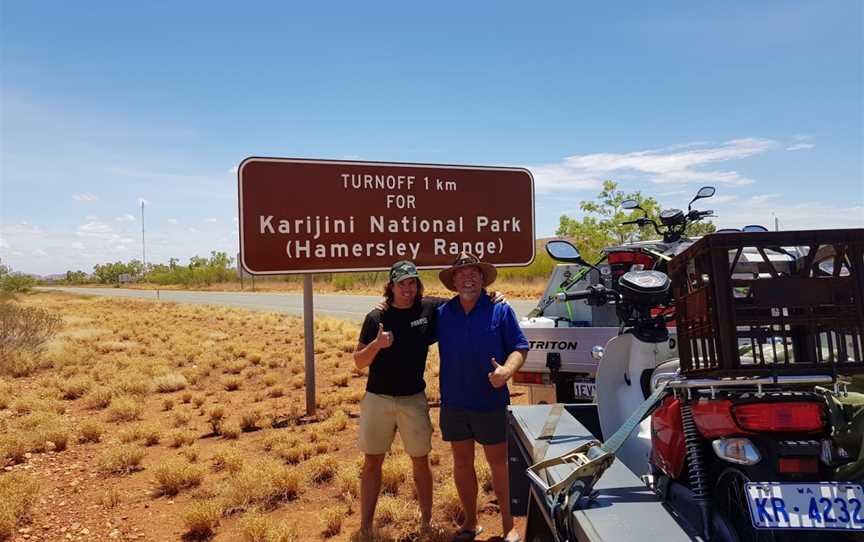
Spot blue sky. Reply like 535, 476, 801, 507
1, 1, 862, 275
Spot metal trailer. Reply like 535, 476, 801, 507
508, 403, 695, 541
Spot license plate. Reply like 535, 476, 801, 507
745, 482, 864, 530
573, 381, 596, 400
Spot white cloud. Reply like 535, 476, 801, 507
73, 193, 98, 202
713, 199, 864, 231
749, 194, 782, 204
786, 143, 815, 151
77, 220, 113, 237
529, 138, 777, 192
32, 248, 47, 257
229, 165, 239, 176
710, 195, 740, 204
0, 238, 8, 249
115, 214, 136, 222
188, 227, 199, 233
4, 222, 44, 236
167, 218, 179, 224
204, 218, 218, 223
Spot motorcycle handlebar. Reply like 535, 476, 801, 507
555, 290, 592, 302
555, 285, 618, 304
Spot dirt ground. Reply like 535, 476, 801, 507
1, 293, 530, 542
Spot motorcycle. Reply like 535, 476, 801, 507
545, 195, 864, 541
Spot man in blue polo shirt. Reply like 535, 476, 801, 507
437, 252, 528, 542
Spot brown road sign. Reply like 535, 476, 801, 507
238, 157, 535, 274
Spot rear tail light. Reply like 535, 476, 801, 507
732, 402, 824, 433
778, 457, 819, 473
712, 438, 761, 465
512, 371, 545, 385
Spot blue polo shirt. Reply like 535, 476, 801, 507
436, 294, 530, 411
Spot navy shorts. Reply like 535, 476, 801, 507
440, 405, 507, 445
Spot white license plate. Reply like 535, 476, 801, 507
746, 482, 864, 530
573, 381, 596, 400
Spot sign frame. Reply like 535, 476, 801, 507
237, 156, 535, 275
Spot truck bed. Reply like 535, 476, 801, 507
507, 404, 695, 541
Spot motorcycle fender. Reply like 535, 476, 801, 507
652, 396, 687, 478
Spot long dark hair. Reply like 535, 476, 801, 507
383, 278, 424, 306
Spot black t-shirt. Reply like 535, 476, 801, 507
359, 297, 443, 396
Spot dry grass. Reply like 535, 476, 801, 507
1, 292, 526, 541
220, 459, 302, 512
321, 506, 344, 538
240, 409, 262, 432
211, 445, 245, 475
60, 375, 92, 400
82, 386, 113, 409
437, 482, 464, 526
221, 421, 241, 440
99, 444, 146, 474
153, 372, 188, 393
304, 455, 339, 485
105, 397, 143, 422
381, 455, 411, 496
100, 487, 122, 509
240, 513, 299, 542
0, 472, 40, 541
78, 419, 105, 443
151, 460, 206, 496
183, 500, 222, 539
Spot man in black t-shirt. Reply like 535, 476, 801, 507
354, 260, 436, 536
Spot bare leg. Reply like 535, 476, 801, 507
483, 442, 519, 541
451, 439, 478, 532
410, 455, 433, 529
360, 453, 385, 533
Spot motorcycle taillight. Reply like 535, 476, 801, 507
732, 402, 825, 433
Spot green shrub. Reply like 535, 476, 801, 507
0, 303, 61, 374
0, 273, 36, 293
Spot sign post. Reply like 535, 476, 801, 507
303, 273, 315, 415
238, 158, 535, 416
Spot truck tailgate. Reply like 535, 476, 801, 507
521, 326, 619, 375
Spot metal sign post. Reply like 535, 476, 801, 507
303, 274, 315, 416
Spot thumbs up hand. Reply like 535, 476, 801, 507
375, 323, 393, 349
488, 357, 510, 388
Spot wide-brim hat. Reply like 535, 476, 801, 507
438, 252, 497, 292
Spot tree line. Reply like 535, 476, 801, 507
48, 181, 716, 287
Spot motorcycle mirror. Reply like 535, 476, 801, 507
715, 228, 741, 233
621, 199, 640, 210
688, 185, 716, 211
742, 224, 769, 233
545, 240, 585, 264
696, 186, 715, 199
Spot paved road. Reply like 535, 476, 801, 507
39, 287, 538, 321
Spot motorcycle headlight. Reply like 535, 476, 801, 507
712, 438, 761, 466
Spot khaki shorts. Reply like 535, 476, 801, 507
358, 391, 433, 457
